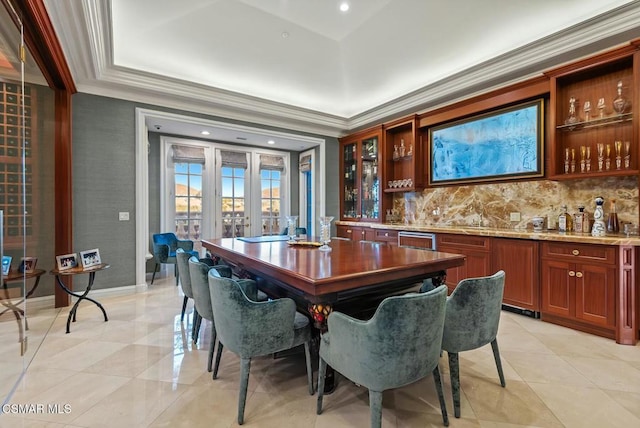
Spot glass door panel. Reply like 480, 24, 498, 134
342, 142, 358, 219
361, 136, 379, 220
260, 169, 281, 235
174, 162, 203, 252
221, 165, 247, 238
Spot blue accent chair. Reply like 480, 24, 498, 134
151, 232, 198, 285
317, 285, 450, 427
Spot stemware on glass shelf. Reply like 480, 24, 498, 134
318, 216, 334, 252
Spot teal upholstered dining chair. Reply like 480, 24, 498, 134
151, 232, 198, 285
208, 269, 314, 425
440, 270, 506, 418
188, 257, 234, 373
317, 284, 450, 428
176, 249, 218, 341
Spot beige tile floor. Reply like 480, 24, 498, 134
2, 274, 640, 427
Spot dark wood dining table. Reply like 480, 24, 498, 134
202, 237, 465, 321
202, 237, 465, 392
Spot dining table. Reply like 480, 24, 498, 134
201, 236, 466, 391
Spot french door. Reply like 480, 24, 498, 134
163, 139, 290, 244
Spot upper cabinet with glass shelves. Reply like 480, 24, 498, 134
546, 44, 639, 180
339, 126, 388, 222
383, 115, 424, 192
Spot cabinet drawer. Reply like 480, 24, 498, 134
374, 229, 398, 242
541, 242, 616, 265
437, 234, 490, 250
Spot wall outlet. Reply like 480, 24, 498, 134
119, 211, 130, 221
509, 212, 521, 222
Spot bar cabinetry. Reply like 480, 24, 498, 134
335, 224, 374, 242
436, 234, 491, 293
547, 45, 639, 180
491, 238, 540, 314
339, 126, 387, 222
540, 242, 616, 338
383, 115, 424, 193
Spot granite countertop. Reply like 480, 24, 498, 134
335, 220, 640, 246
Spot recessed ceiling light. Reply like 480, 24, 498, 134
281, 31, 289, 38
339, 2, 349, 12
200, 130, 210, 135
267, 140, 275, 145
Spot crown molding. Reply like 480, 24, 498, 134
46, 0, 640, 137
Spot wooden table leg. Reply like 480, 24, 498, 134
309, 302, 336, 394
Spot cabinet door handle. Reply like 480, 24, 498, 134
569, 270, 576, 277
346, 229, 352, 234
572, 249, 580, 256
384, 232, 389, 237
576, 272, 583, 278
361, 230, 365, 236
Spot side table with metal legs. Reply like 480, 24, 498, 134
50, 263, 110, 333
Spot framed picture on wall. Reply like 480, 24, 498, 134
80, 248, 101, 269
428, 98, 544, 185
56, 253, 78, 271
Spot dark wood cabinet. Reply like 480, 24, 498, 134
372, 228, 398, 246
437, 234, 491, 293
491, 238, 540, 314
339, 126, 389, 222
383, 115, 424, 193
541, 242, 617, 337
546, 45, 639, 180
335, 224, 374, 242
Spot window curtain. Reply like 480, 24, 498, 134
171, 145, 205, 164
259, 154, 285, 171
299, 154, 312, 172
220, 150, 248, 169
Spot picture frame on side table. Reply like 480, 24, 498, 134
80, 248, 101, 269
2, 255, 12, 275
19, 257, 38, 274
56, 253, 78, 271
428, 98, 544, 185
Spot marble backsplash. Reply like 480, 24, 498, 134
393, 176, 639, 230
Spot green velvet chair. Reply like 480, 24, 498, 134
176, 249, 220, 342
208, 269, 314, 425
188, 257, 235, 373
317, 285, 450, 428
441, 270, 506, 418
151, 232, 198, 285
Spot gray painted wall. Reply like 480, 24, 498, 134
72, 93, 339, 289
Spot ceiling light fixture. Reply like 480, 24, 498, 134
281, 31, 289, 38
339, 2, 349, 12
200, 130, 210, 135
267, 140, 275, 145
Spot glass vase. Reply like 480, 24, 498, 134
285, 215, 298, 241
318, 216, 334, 252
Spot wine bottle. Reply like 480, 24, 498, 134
607, 199, 619, 234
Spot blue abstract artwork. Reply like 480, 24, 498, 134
430, 100, 543, 184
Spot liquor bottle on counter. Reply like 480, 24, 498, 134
592, 197, 606, 237
547, 205, 556, 230
582, 207, 591, 233
574, 206, 584, 233
558, 205, 573, 233
607, 199, 619, 234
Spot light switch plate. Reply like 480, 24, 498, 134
510, 212, 521, 222
119, 212, 130, 221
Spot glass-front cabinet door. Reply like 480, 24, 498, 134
339, 126, 386, 222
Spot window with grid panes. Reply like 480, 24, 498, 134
260, 169, 281, 235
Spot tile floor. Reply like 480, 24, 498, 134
2, 275, 640, 427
